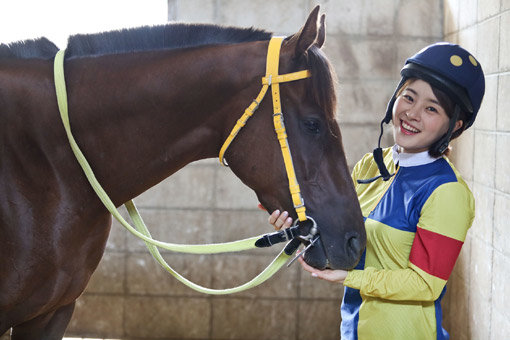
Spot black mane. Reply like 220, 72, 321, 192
66, 23, 271, 58
0, 23, 272, 60
0, 37, 59, 59
0, 23, 335, 120
305, 45, 337, 121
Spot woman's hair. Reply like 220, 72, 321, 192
395, 78, 469, 157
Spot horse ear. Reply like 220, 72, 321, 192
291, 5, 320, 56
315, 14, 326, 48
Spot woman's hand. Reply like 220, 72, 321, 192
260, 204, 348, 284
268, 209, 293, 230
298, 256, 348, 284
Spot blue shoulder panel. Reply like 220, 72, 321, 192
369, 158, 458, 232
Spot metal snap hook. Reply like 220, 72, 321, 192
286, 234, 321, 267
293, 215, 318, 242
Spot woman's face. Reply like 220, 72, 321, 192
392, 79, 460, 154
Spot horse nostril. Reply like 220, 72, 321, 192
347, 234, 362, 257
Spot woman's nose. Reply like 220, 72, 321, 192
406, 107, 420, 120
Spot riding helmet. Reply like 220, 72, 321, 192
384, 42, 485, 131
383, 42, 485, 152
359, 43, 485, 184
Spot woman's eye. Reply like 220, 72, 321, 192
302, 119, 321, 134
403, 94, 413, 102
427, 106, 438, 113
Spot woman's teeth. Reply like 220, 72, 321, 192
402, 121, 420, 133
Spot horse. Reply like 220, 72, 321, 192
0, 6, 365, 339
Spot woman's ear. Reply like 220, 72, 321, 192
454, 119, 464, 133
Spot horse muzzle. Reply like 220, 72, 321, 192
304, 228, 364, 270
255, 215, 364, 270
292, 216, 365, 270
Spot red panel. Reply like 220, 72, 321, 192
409, 227, 463, 280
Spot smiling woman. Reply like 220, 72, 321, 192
393, 78, 467, 157
269, 42, 486, 340
392, 79, 462, 154
0, 0, 167, 47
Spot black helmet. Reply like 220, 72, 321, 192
358, 43, 485, 184
383, 42, 485, 130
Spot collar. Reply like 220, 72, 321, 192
391, 144, 441, 167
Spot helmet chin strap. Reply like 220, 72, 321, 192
356, 78, 405, 184
431, 105, 461, 155
356, 120, 395, 184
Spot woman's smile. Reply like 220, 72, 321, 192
400, 120, 420, 134
392, 79, 454, 153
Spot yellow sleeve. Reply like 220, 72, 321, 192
344, 266, 446, 301
344, 181, 474, 302
350, 152, 371, 185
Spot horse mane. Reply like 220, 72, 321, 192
305, 45, 337, 121
0, 37, 59, 59
0, 23, 335, 120
0, 23, 271, 60
64, 23, 336, 119
65, 23, 272, 58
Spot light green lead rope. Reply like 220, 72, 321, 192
53, 50, 291, 294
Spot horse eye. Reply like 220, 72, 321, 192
302, 119, 321, 134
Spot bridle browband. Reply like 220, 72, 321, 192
219, 36, 311, 223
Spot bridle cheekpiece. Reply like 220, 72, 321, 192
218, 36, 311, 223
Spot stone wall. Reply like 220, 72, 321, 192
58, 0, 509, 339
442, 0, 510, 339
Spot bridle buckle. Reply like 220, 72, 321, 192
293, 216, 318, 242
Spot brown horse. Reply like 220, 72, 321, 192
0, 6, 365, 339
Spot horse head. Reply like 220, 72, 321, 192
223, 6, 366, 270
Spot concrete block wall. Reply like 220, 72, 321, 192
60, 0, 510, 339
443, 1, 510, 339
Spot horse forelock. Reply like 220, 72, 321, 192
305, 46, 337, 122
65, 23, 272, 58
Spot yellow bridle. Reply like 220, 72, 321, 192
53, 37, 313, 295
219, 37, 311, 222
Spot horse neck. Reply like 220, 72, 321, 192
64, 42, 267, 204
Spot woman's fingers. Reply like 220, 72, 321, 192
297, 256, 348, 284
268, 210, 293, 230
268, 210, 280, 225
281, 214, 293, 229
275, 211, 288, 229
298, 255, 319, 274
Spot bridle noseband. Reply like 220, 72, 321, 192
219, 37, 313, 230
